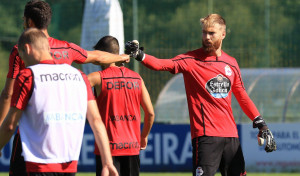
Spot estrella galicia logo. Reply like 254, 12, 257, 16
205, 74, 231, 98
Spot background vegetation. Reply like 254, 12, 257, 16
0, 0, 299, 109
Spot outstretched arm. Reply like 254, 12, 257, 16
125, 40, 176, 72
141, 54, 176, 72
140, 80, 155, 150
0, 78, 15, 125
85, 50, 129, 65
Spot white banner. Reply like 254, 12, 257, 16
80, 0, 124, 75
241, 123, 300, 172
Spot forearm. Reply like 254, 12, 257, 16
233, 88, 260, 120
0, 78, 15, 125
86, 50, 129, 65
0, 108, 22, 150
91, 118, 113, 166
142, 54, 175, 72
141, 113, 155, 138
0, 121, 15, 150
86, 101, 113, 166
0, 92, 12, 125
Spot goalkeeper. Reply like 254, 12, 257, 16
126, 14, 276, 176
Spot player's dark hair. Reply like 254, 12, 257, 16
24, 0, 52, 29
93, 36, 119, 54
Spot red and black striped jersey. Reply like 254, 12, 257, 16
142, 48, 260, 139
94, 66, 142, 156
7, 37, 87, 79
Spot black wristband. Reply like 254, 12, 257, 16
135, 49, 145, 61
253, 116, 267, 129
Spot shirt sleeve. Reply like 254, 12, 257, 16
232, 61, 260, 121
7, 46, 26, 79
11, 68, 34, 110
69, 43, 88, 64
142, 54, 190, 74
79, 70, 95, 101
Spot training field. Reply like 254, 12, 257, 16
1, 173, 300, 176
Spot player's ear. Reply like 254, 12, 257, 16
24, 43, 32, 55
27, 18, 36, 28
221, 28, 226, 40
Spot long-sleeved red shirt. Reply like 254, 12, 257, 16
142, 48, 260, 139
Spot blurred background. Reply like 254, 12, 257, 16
0, 0, 300, 173
1, 0, 299, 109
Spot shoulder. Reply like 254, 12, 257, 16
174, 48, 205, 60
10, 44, 19, 55
221, 51, 239, 66
123, 67, 142, 78
48, 37, 71, 48
17, 68, 33, 81
88, 71, 101, 79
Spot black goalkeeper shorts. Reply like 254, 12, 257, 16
192, 136, 247, 176
95, 154, 140, 176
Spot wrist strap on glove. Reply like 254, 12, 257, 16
253, 116, 267, 130
135, 48, 145, 61
125, 40, 145, 61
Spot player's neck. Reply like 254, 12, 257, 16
40, 29, 50, 38
215, 48, 222, 57
40, 52, 53, 62
207, 47, 222, 57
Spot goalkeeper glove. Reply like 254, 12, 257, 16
125, 40, 145, 61
253, 116, 277, 152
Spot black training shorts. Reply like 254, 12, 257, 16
96, 154, 140, 176
192, 136, 246, 176
9, 132, 27, 176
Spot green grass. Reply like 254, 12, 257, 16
0, 172, 300, 176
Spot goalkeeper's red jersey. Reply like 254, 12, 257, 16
7, 37, 87, 79
142, 48, 260, 139
94, 66, 142, 156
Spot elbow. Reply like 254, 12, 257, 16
3, 124, 16, 134
147, 111, 155, 122
7, 124, 15, 132
0, 90, 13, 100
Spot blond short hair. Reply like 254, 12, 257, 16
18, 28, 49, 53
200, 14, 226, 31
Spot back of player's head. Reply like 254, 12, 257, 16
18, 28, 49, 55
200, 14, 226, 31
93, 36, 119, 54
24, 0, 52, 29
